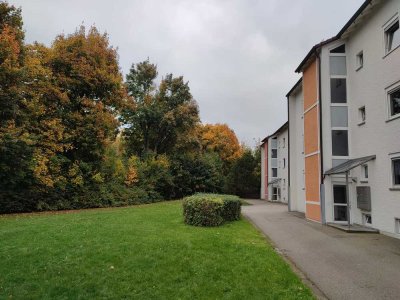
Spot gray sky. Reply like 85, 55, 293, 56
10, 0, 364, 146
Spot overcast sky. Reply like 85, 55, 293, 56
10, 0, 365, 146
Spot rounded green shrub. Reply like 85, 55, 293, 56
221, 198, 241, 221
183, 194, 241, 227
183, 196, 224, 227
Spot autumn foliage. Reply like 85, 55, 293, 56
0, 3, 259, 213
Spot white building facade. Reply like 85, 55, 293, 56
287, 0, 400, 238
260, 123, 289, 203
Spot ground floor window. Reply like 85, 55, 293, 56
392, 158, 400, 186
363, 213, 372, 226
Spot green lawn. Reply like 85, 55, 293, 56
0, 201, 313, 299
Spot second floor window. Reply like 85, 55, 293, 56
385, 20, 400, 54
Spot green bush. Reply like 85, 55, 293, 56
221, 198, 241, 221
183, 193, 241, 227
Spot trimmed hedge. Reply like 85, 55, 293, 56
183, 193, 241, 227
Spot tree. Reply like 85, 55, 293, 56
0, 2, 34, 210
49, 26, 127, 176
200, 123, 242, 163
226, 148, 260, 198
121, 60, 200, 157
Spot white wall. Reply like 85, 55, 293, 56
267, 126, 289, 203
320, 0, 400, 236
288, 88, 306, 213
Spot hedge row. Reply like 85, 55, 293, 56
182, 193, 241, 227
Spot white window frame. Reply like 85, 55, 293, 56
362, 213, 372, 226
332, 184, 349, 224
387, 84, 400, 121
384, 16, 400, 56
395, 218, 400, 234
360, 164, 368, 183
392, 157, 400, 187
271, 167, 278, 178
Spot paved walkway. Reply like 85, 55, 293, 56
242, 200, 400, 300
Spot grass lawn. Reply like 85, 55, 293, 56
0, 201, 313, 299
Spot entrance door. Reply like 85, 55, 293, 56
272, 187, 280, 201
333, 185, 348, 222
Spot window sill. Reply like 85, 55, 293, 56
386, 114, 400, 123
389, 187, 400, 191
383, 44, 400, 59
358, 121, 366, 126
360, 180, 369, 183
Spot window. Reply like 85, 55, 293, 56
388, 88, 400, 118
358, 106, 366, 124
272, 187, 280, 200
330, 79, 347, 103
283, 158, 286, 169
330, 44, 346, 54
392, 158, 400, 186
396, 218, 400, 234
362, 164, 369, 180
363, 214, 372, 226
331, 106, 348, 127
283, 138, 286, 148
272, 168, 277, 178
332, 130, 349, 156
271, 149, 277, 158
271, 137, 277, 148
330, 56, 347, 76
356, 51, 364, 69
385, 20, 400, 54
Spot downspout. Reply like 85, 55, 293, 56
316, 49, 326, 224
287, 96, 291, 212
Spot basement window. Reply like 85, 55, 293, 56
395, 218, 400, 234
385, 20, 400, 54
363, 214, 372, 226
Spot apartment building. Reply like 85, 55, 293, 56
287, 0, 400, 237
260, 122, 288, 203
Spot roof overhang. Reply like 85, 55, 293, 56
286, 77, 303, 98
268, 178, 281, 185
295, 0, 380, 74
324, 155, 376, 175
260, 121, 288, 145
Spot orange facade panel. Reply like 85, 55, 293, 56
306, 203, 321, 222
303, 57, 321, 223
304, 106, 319, 155
305, 154, 320, 202
303, 59, 318, 110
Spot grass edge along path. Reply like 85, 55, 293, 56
0, 201, 314, 299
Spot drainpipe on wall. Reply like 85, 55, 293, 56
316, 50, 326, 225
286, 96, 291, 212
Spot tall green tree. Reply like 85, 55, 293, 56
49, 26, 127, 177
0, 2, 32, 207
122, 60, 200, 156
226, 148, 260, 198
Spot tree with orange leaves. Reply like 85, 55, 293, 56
200, 123, 243, 163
